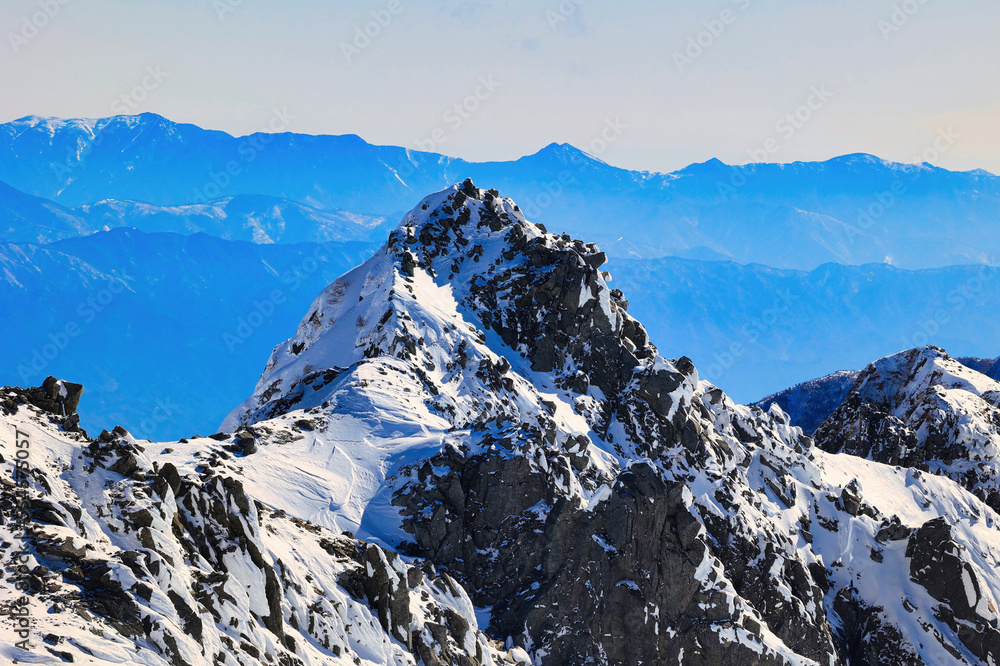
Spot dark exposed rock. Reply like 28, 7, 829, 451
167, 590, 204, 643
637, 368, 683, 417
818, 401, 923, 468
875, 517, 912, 543
152, 462, 181, 498
907, 517, 1000, 664
30, 498, 74, 526
362, 545, 412, 647
36, 534, 89, 561
28, 376, 84, 416
108, 452, 139, 477
233, 428, 258, 455
832, 587, 920, 665
2, 377, 86, 430
73, 559, 144, 637
394, 439, 833, 664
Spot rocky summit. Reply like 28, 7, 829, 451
5, 181, 1000, 664
814, 347, 1000, 511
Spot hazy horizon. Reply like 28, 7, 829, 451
5, 110, 997, 178
3, 0, 998, 175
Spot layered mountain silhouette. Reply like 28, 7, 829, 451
3, 113, 999, 269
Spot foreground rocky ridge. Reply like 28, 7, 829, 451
1, 384, 519, 665
5, 182, 1000, 664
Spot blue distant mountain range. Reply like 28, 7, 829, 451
4, 113, 1000, 269
1, 113, 996, 437
0, 228, 374, 437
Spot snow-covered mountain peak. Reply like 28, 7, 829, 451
7, 113, 177, 137
225, 180, 662, 434
218, 181, 670, 541
850, 345, 1000, 405
815, 345, 1000, 509
390, 177, 541, 257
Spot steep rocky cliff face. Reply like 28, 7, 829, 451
6, 182, 1000, 665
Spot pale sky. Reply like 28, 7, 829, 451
2, 0, 999, 174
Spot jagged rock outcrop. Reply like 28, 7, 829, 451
906, 517, 1000, 664
0, 384, 515, 665
814, 346, 1000, 511
1, 376, 84, 431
